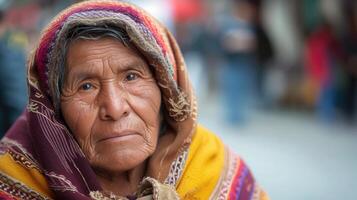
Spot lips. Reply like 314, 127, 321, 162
96, 130, 138, 143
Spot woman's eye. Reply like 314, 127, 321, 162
80, 83, 93, 91
126, 73, 138, 81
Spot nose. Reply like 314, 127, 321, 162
98, 84, 129, 121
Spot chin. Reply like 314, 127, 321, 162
92, 146, 154, 173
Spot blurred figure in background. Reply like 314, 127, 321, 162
171, 0, 210, 104
0, 7, 27, 136
219, 0, 258, 124
251, 0, 274, 106
340, 0, 357, 123
304, 21, 343, 122
0, 1, 75, 137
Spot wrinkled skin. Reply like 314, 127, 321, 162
60, 38, 162, 194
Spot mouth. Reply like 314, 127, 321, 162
96, 131, 138, 143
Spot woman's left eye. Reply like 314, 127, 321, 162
80, 83, 93, 91
126, 73, 138, 81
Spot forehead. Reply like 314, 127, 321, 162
66, 37, 144, 65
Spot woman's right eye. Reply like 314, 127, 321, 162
80, 83, 93, 91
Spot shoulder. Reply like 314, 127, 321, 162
176, 124, 269, 200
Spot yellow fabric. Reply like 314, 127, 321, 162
176, 125, 225, 199
260, 191, 270, 200
0, 153, 53, 198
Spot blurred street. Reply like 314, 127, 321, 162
199, 96, 357, 200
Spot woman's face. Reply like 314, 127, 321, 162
60, 38, 161, 174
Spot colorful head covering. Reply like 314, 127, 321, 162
0, 1, 268, 200
2, 0, 196, 199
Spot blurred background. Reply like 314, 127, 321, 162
0, 0, 356, 199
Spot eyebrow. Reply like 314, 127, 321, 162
113, 58, 148, 73
66, 58, 149, 82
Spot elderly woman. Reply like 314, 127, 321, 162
0, 1, 268, 199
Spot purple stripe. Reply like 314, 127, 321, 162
235, 165, 249, 199
248, 183, 256, 200
237, 166, 255, 200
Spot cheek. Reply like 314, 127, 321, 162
128, 82, 161, 126
126, 82, 161, 145
61, 97, 97, 152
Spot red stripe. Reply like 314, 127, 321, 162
228, 159, 256, 200
0, 190, 17, 200
229, 160, 245, 200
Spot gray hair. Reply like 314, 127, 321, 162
51, 25, 131, 113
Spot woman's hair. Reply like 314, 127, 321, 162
51, 25, 131, 112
